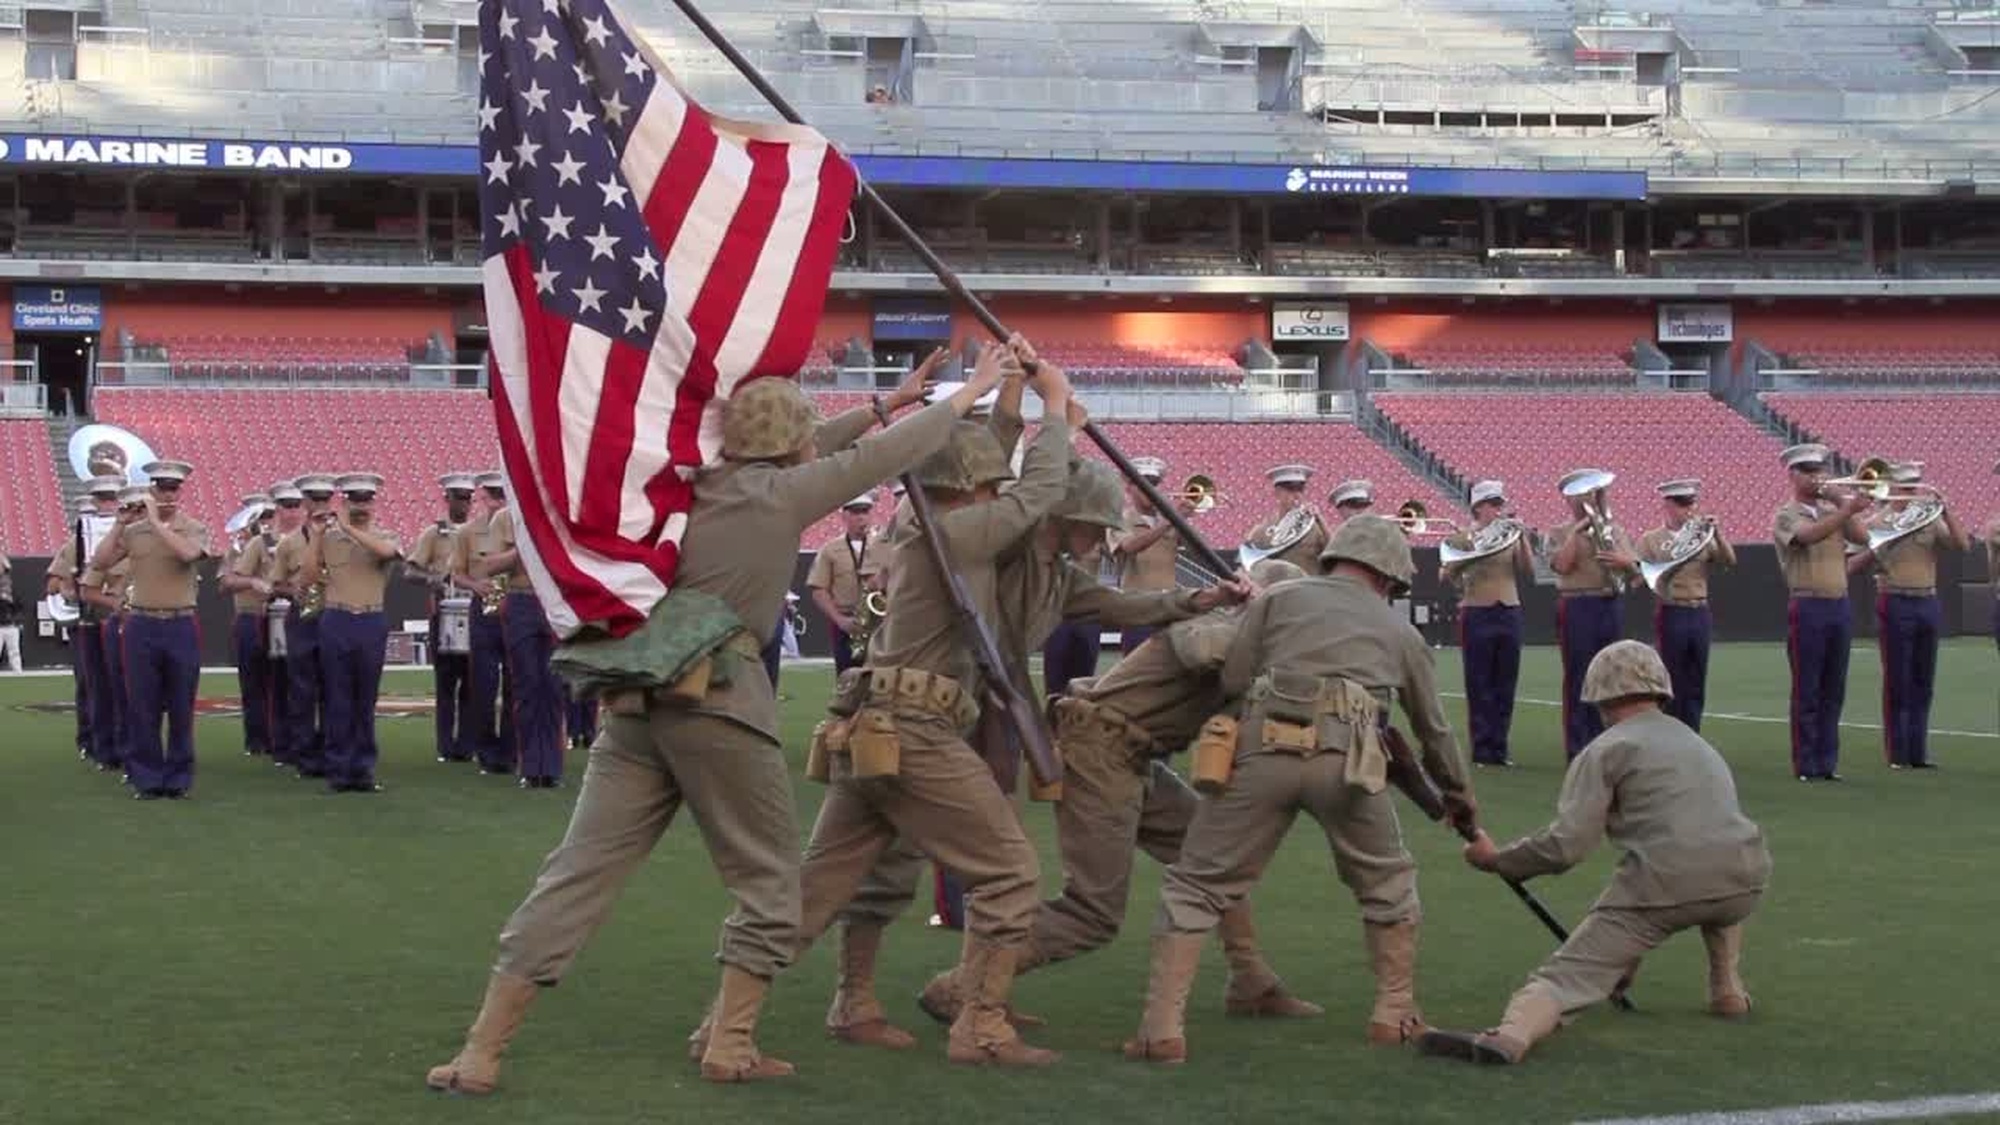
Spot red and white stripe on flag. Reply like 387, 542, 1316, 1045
478, 0, 856, 639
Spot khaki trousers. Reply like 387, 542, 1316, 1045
838, 836, 929, 926
797, 711, 1041, 951
1156, 747, 1418, 935
1034, 732, 1199, 963
494, 710, 801, 982
1518, 891, 1762, 1016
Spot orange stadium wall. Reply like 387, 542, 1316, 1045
950, 298, 1265, 349
1730, 300, 2000, 358
1349, 301, 1652, 353
816, 296, 872, 345
102, 287, 455, 347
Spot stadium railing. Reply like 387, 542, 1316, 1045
93, 360, 487, 389
0, 381, 46, 417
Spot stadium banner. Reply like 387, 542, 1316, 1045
0, 133, 1648, 199
872, 297, 953, 340
13, 284, 102, 331
1271, 301, 1350, 341
1657, 302, 1733, 343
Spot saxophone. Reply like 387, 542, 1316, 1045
300, 564, 328, 619
848, 589, 888, 663
480, 575, 508, 616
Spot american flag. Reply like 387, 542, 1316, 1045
478, 0, 857, 639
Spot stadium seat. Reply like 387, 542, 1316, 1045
1761, 392, 2000, 521
0, 419, 65, 555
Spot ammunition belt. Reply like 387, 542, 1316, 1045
855, 665, 979, 734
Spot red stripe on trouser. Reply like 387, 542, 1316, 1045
1787, 599, 1804, 776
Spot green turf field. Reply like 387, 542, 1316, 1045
6, 640, 1998, 1125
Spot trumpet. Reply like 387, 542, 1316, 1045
1391, 499, 1459, 538
1169, 474, 1223, 515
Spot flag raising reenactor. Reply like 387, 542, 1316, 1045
1442, 480, 1532, 767
914, 557, 1316, 1035
476, 499, 562, 788
1420, 640, 1771, 1067
407, 474, 478, 763
276, 473, 339, 779
423, 368, 992, 1094
1772, 444, 1868, 782
1638, 479, 1733, 732
220, 491, 278, 757
88, 461, 212, 800
1848, 461, 1965, 770
454, 472, 513, 775
1124, 515, 1473, 1064
311, 473, 402, 794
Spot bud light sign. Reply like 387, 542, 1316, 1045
14, 285, 103, 332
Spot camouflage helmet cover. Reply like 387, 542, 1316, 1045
721, 378, 821, 460
1319, 514, 1416, 590
1582, 640, 1675, 704
1053, 460, 1126, 530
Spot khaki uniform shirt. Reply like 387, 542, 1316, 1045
486, 508, 535, 592
1638, 524, 1733, 605
1772, 500, 1850, 597
1076, 607, 1245, 751
408, 520, 464, 608
869, 415, 1073, 705
1866, 511, 1943, 595
678, 401, 960, 741
80, 558, 134, 613
1491, 709, 1772, 909
321, 522, 403, 610
1246, 510, 1327, 574
49, 540, 79, 595
1442, 527, 1523, 607
451, 510, 494, 586
1986, 518, 2000, 591
1551, 521, 1635, 595
114, 515, 211, 611
1114, 508, 1179, 592
807, 531, 886, 615
275, 528, 316, 597
229, 533, 277, 613
1220, 573, 1467, 794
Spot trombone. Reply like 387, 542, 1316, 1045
1166, 474, 1223, 514
1391, 499, 1459, 539
1818, 456, 1934, 503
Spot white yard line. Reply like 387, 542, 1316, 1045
1443, 692, 1999, 741
1578, 1091, 2000, 1125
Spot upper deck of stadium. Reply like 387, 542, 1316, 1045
5, 0, 2000, 184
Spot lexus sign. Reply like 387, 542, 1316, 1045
1272, 301, 1350, 341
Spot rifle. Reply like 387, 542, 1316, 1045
660, 0, 1237, 585
870, 398, 1060, 788
1383, 726, 1636, 1012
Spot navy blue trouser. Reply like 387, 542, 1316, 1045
562, 682, 598, 747
1042, 619, 1102, 699
98, 618, 130, 770
762, 621, 783, 690
287, 611, 326, 774
503, 593, 563, 781
430, 611, 472, 760
321, 609, 388, 788
1877, 593, 1941, 768
123, 614, 200, 793
233, 612, 271, 754
467, 608, 510, 770
831, 625, 858, 674
1121, 625, 1156, 655
1654, 603, 1712, 733
75, 622, 102, 762
268, 652, 292, 765
1787, 596, 1851, 779
1558, 594, 1621, 758
1460, 604, 1522, 764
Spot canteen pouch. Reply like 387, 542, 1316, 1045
806, 717, 848, 784
1189, 715, 1238, 796
604, 688, 648, 717
1261, 669, 1323, 726
828, 668, 868, 718
848, 709, 901, 780
658, 656, 714, 707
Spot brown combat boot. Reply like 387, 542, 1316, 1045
686, 993, 717, 1063
1363, 918, 1426, 1045
919, 933, 1045, 1028
1121, 933, 1205, 1065
945, 939, 1059, 1067
1418, 988, 1562, 1066
827, 922, 917, 1048
699, 965, 796, 1083
1704, 924, 1752, 1019
1218, 904, 1323, 1019
424, 972, 539, 1096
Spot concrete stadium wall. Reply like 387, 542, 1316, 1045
98, 286, 457, 346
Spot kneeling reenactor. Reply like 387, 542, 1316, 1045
1125, 515, 1472, 1063
1419, 640, 1772, 1067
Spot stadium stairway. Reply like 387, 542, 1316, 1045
45, 414, 86, 509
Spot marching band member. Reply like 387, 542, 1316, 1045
1639, 479, 1734, 732
1442, 480, 1532, 767
1327, 479, 1375, 523
1550, 470, 1639, 759
276, 474, 339, 779
52, 478, 123, 770
477, 501, 562, 789
312, 473, 401, 794
79, 492, 138, 783
262, 482, 307, 765
408, 473, 477, 763
1111, 455, 1189, 653
807, 493, 887, 675
1850, 462, 1965, 771
90, 462, 212, 801
1772, 443, 1867, 783
453, 472, 513, 775
1987, 459, 2000, 654
1245, 464, 1327, 571
220, 492, 277, 757
425, 364, 988, 1093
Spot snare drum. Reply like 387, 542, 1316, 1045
267, 599, 291, 659
438, 596, 473, 656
